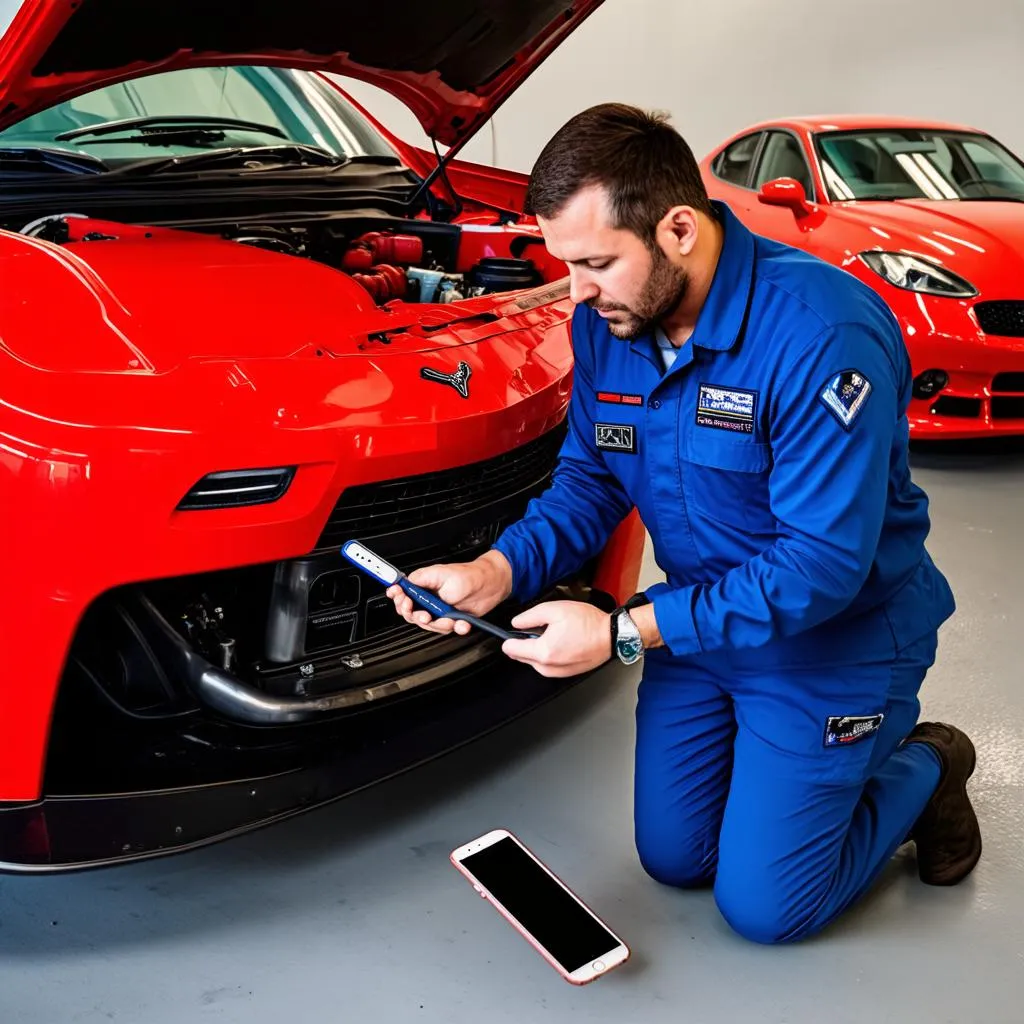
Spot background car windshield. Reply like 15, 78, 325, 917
0, 65, 395, 163
816, 129, 1024, 201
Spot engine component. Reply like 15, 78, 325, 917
342, 231, 424, 270
233, 235, 303, 256
226, 223, 308, 257
407, 266, 466, 303
342, 230, 427, 303
468, 257, 543, 293
437, 277, 466, 303
18, 212, 89, 242
179, 594, 237, 672
265, 557, 361, 664
348, 263, 407, 303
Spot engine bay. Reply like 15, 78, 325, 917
13, 208, 562, 307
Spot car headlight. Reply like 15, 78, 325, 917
858, 251, 977, 298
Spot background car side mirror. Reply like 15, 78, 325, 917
758, 177, 811, 216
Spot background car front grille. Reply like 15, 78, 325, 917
316, 424, 567, 548
992, 397, 1024, 419
975, 301, 1024, 338
991, 372, 1024, 393
930, 396, 982, 418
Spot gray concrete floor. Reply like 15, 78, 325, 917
2, 440, 1022, 1024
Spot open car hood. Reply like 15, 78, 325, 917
0, 0, 602, 147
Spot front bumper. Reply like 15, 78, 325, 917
906, 342, 1024, 439
0, 644, 601, 873
908, 378, 1024, 438
884, 288, 1024, 439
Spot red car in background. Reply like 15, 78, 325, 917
701, 116, 1024, 438
0, 0, 645, 870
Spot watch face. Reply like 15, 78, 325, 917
617, 634, 643, 665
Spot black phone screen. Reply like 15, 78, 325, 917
460, 837, 620, 973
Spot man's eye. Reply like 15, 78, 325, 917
589, 261, 612, 270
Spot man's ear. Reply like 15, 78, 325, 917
656, 205, 699, 258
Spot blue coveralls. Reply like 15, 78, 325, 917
492, 201, 956, 944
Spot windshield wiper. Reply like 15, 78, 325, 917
838, 194, 900, 202
958, 195, 1024, 203
0, 146, 109, 175
55, 115, 288, 143
108, 144, 346, 178
845, 193, 1024, 204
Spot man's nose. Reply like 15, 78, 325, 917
569, 270, 599, 306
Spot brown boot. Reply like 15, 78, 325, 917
904, 723, 982, 886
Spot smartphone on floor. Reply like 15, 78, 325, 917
450, 828, 630, 985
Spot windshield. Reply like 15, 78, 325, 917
815, 129, 1024, 202
0, 65, 396, 165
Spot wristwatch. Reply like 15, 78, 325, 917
610, 593, 650, 666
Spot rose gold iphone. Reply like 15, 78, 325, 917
450, 828, 630, 985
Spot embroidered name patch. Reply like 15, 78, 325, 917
819, 369, 872, 429
824, 714, 884, 747
597, 391, 644, 406
696, 384, 757, 434
595, 423, 637, 453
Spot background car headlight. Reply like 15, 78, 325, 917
858, 251, 977, 298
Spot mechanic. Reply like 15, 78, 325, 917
387, 104, 982, 944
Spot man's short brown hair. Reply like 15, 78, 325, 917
524, 103, 714, 245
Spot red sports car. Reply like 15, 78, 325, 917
0, 0, 645, 870
701, 116, 1024, 438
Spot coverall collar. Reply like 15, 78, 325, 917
629, 200, 755, 371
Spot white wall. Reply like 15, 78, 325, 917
3, 0, 1023, 171
342, 0, 1024, 172
0, 0, 19, 34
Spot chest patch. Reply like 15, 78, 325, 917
595, 423, 637, 453
819, 370, 872, 430
597, 391, 644, 406
696, 384, 757, 434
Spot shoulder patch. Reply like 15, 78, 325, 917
819, 370, 872, 429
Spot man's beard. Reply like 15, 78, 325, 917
589, 248, 689, 340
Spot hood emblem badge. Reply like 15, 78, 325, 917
420, 361, 472, 399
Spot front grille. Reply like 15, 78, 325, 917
975, 301, 1024, 338
267, 521, 508, 665
992, 397, 1024, 419
316, 425, 566, 548
930, 396, 982, 418
256, 615, 469, 696
992, 372, 1024, 393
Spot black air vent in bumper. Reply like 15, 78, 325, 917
975, 301, 1024, 338
177, 467, 296, 511
992, 397, 1024, 419
929, 397, 982, 418
991, 372, 1024, 393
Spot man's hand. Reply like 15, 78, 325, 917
385, 549, 513, 635
500, 600, 613, 677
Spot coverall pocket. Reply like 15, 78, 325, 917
683, 434, 774, 533
735, 691, 889, 787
